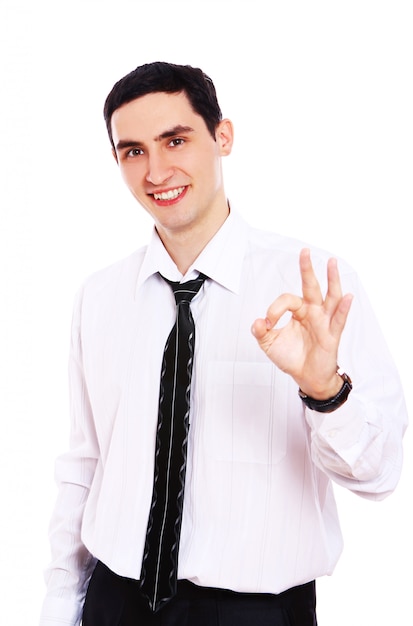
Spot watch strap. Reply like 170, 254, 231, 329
298, 368, 352, 413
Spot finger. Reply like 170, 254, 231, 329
330, 293, 353, 338
324, 257, 344, 312
265, 293, 304, 327
300, 248, 323, 305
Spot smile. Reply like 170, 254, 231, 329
153, 187, 185, 201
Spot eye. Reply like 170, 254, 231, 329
126, 147, 144, 157
168, 138, 185, 148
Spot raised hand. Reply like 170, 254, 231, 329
251, 248, 353, 399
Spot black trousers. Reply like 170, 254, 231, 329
82, 561, 317, 626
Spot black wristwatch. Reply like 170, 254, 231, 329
298, 368, 352, 413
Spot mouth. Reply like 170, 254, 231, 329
151, 186, 187, 205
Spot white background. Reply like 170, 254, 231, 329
1, 1, 412, 623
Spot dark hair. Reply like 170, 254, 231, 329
103, 61, 223, 149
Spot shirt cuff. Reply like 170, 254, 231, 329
39, 595, 83, 626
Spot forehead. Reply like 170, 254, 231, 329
111, 91, 204, 143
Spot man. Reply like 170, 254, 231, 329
39, 62, 407, 626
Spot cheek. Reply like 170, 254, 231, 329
120, 164, 142, 189
191, 153, 222, 186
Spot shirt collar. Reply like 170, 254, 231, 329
136, 208, 249, 296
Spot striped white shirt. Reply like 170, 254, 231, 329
39, 210, 407, 625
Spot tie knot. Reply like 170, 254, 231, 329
160, 273, 207, 305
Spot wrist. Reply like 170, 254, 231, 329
298, 368, 352, 413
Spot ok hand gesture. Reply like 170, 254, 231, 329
251, 249, 353, 399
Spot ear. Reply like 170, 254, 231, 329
216, 118, 234, 156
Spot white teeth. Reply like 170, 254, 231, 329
153, 186, 185, 201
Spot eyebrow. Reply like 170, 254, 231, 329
115, 125, 195, 152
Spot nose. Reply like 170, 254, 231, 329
145, 151, 174, 185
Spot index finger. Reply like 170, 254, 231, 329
265, 292, 304, 328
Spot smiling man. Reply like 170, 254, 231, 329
39, 62, 407, 626
111, 90, 233, 274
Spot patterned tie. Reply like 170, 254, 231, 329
140, 272, 207, 613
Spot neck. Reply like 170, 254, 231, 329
156, 203, 230, 275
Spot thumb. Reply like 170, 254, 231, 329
251, 317, 271, 341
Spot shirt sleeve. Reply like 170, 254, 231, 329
304, 269, 408, 500
39, 288, 98, 626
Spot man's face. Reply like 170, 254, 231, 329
111, 91, 233, 239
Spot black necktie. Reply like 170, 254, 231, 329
140, 272, 207, 613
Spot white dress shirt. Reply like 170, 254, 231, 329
39, 210, 408, 625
